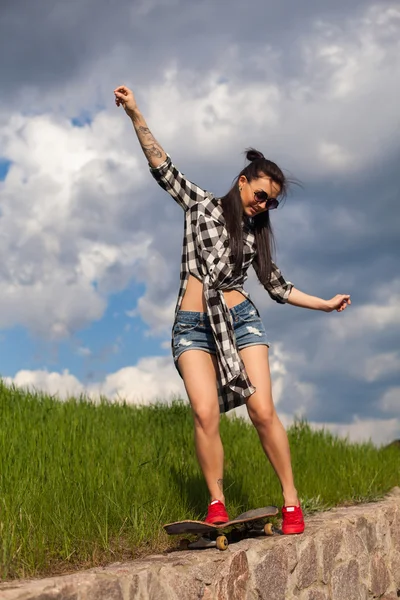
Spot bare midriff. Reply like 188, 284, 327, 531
180, 273, 246, 312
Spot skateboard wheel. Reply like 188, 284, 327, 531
179, 538, 190, 549
216, 535, 228, 551
264, 523, 274, 536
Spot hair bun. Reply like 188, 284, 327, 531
245, 148, 265, 162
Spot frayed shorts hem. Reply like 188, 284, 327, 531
174, 342, 270, 367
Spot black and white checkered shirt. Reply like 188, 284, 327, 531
150, 155, 293, 413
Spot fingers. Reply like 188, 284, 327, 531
114, 90, 126, 108
114, 86, 132, 109
337, 298, 350, 312
338, 294, 351, 309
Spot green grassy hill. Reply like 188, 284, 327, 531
0, 380, 398, 581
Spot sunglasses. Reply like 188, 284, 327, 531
254, 190, 279, 210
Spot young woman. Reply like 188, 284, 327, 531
114, 84, 351, 535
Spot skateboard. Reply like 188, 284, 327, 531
164, 506, 283, 551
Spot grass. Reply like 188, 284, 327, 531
0, 379, 398, 581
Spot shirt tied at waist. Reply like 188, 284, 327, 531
202, 274, 256, 399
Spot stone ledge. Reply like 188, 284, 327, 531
1, 488, 399, 600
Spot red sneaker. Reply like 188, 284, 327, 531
281, 505, 305, 534
205, 500, 229, 524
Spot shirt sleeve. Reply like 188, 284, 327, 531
149, 154, 208, 211
253, 254, 293, 304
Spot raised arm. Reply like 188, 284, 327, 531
114, 84, 209, 211
114, 85, 167, 168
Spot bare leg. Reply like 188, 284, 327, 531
240, 345, 299, 506
178, 349, 225, 504
252, 411, 299, 506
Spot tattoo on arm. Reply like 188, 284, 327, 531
142, 144, 163, 159
137, 128, 163, 159
130, 113, 166, 165
137, 126, 152, 136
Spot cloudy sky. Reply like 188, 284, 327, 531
0, 0, 399, 445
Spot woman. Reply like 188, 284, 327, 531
114, 84, 351, 535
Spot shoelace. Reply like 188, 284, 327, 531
284, 509, 303, 524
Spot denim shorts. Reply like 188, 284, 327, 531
172, 298, 269, 367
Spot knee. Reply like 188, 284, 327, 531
192, 407, 220, 435
249, 406, 277, 430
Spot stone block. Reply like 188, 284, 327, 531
376, 510, 393, 554
369, 553, 391, 597
390, 509, 400, 552
285, 539, 299, 574
129, 575, 140, 599
295, 539, 318, 590
150, 566, 202, 600
342, 519, 372, 583
300, 589, 329, 600
343, 524, 367, 558
253, 545, 288, 600
214, 550, 250, 600
320, 529, 343, 584
390, 550, 400, 587
356, 516, 377, 553
23, 592, 78, 600
331, 559, 368, 600
85, 578, 124, 600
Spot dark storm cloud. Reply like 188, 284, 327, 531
273, 150, 400, 301
1, 0, 381, 100
1, 0, 128, 87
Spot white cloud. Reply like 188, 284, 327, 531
365, 353, 400, 383
77, 346, 92, 357
309, 416, 400, 447
6, 356, 186, 405
380, 387, 400, 415
0, 112, 153, 338
89, 356, 185, 404
328, 282, 400, 341
134, 250, 178, 336
5, 369, 84, 399
141, 4, 400, 178
318, 142, 354, 169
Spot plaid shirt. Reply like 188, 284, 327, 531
150, 155, 293, 413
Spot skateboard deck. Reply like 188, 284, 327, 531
164, 506, 283, 550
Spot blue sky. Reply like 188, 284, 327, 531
0, 159, 11, 181
0, 280, 159, 381
0, 0, 399, 445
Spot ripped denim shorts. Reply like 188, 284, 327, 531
172, 298, 270, 367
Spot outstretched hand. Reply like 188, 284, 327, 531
325, 294, 351, 313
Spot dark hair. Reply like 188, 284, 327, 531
220, 148, 290, 285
